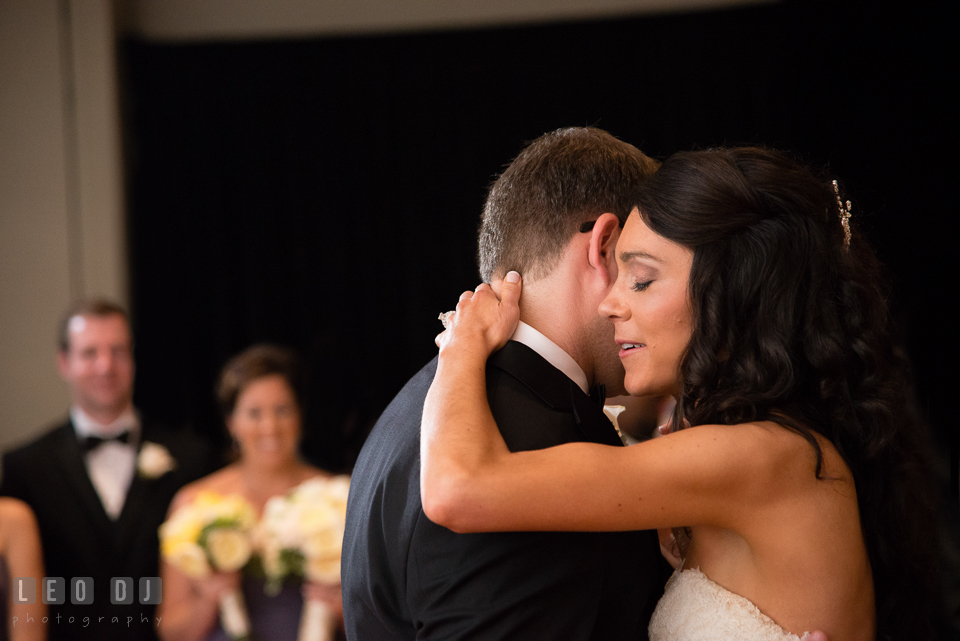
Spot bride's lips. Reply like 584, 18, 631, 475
616, 339, 646, 358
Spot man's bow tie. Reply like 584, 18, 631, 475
589, 383, 606, 407
81, 431, 132, 452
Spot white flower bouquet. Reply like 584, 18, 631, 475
255, 475, 350, 641
159, 491, 257, 640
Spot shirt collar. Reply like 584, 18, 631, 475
71, 405, 140, 439
510, 321, 589, 394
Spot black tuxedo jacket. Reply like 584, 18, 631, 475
342, 342, 669, 640
0, 416, 216, 641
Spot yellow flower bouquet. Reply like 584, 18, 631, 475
160, 491, 257, 640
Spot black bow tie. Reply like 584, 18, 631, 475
81, 431, 132, 452
589, 383, 606, 407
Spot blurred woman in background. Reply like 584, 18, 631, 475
0, 498, 46, 641
158, 345, 342, 641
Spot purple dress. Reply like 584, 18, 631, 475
205, 578, 303, 641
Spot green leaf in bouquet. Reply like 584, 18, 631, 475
198, 517, 244, 547
198, 519, 252, 572
279, 548, 306, 577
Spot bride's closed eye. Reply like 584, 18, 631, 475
631, 280, 653, 292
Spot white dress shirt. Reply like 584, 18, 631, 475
71, 405, 140, 519
512, 321, 628, 444
510, 321, 589, 394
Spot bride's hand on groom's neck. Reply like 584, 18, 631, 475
436, 272, 522, 359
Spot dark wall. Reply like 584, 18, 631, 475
122, 2, 957, 479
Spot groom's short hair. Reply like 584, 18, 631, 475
57, 298, 130, 352
477, 127, 658, 282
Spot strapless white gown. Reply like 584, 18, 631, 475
649, 568, 809, 641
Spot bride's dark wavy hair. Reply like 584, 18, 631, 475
635, 147, 939, 640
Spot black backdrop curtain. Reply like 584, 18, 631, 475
121, 2, 957, 481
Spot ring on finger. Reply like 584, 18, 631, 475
438, 311, 455, 329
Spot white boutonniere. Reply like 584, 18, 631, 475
603, 405, 629, 445
138, 442, 177, 479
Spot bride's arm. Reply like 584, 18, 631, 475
421, 276, 521, 524
421, 276, 808, 534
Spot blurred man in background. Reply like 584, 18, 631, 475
1, 299, 214, 641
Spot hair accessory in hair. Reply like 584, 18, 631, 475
832, 180, 852, 248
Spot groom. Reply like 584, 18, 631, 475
342, 127, 671, 639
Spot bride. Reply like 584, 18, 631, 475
421, 148, 938, 640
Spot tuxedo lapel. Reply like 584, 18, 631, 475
568, 385, 625, 447
52, 422, 116, 543
113, 472, 159, 564
490, 341, 624, 447
113, 422, 169, 559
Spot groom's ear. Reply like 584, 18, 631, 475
586, 213, 621, 287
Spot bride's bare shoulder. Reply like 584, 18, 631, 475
677, 420, 848, 491
673, 419, 808, 453
750, 420, 853, 483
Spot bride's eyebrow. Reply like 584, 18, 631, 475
619, 250, 661, 263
